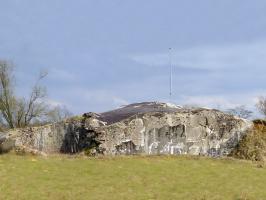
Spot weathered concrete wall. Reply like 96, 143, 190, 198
0, 123, 68, 153
0, 117, 101, 154
0, 102, 253, 157
96, 109, 252, 156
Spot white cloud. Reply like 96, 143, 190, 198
130, 40, 266, 70
177, 90, 266, 118
179, 95, 241, 110
112, 97, 130, 108
45, 98, 64, 107
49, 68, 76, 81
57, 87, 130, 113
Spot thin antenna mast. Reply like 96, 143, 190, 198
169, 47, 172, 102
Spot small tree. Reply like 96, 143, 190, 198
256, 96, 266, 118
226, 105, 253, 119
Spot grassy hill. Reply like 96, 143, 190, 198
1, 155, 266, 200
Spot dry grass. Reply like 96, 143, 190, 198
1, 154, 266, 200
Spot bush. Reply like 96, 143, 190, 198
230, 120, 266, 161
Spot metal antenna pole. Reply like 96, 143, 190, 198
169, 47, 172, 102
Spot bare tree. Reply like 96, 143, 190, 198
0, 60, 16, 128
22, 71, 48, 126
45, 105, 73, 123
256, 96, 266, 118
0, 60, 49, 128
226, 105, 253, 119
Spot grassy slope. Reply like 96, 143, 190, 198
1, 155, 266, 200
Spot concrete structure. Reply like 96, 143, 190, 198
0, 102, 253, 156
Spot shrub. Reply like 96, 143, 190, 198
230, 120, 266, 161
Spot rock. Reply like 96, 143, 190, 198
15, 145, 47, 156
0, 132, 16, 153
5, 102, 253, 157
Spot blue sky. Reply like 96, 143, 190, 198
0, 0, 266, 115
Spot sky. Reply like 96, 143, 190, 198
0, 0, 266, 116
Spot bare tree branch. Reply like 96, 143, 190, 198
256, 96, 266, 118
45, 105, 73, 123
0, 60, 15, 128
23, 71, 47, 126
226, 105, 253, 119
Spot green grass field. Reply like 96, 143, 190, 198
1, 154, 266, 200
